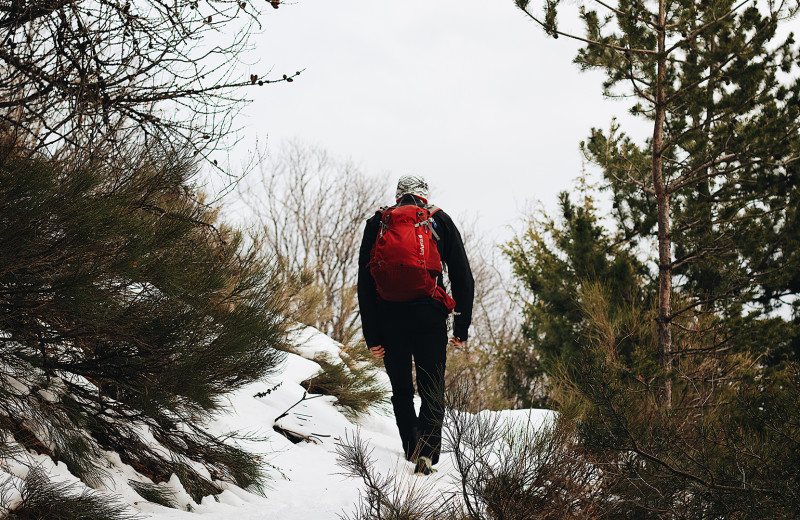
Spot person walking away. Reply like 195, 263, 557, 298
357, 175, 474, 475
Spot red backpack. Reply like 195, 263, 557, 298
368, 204, 455, 310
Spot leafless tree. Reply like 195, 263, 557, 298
240, 140, 388, 346
446, 221, 530, 411
0, 0, 298, 159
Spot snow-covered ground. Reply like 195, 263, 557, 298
1, 326, 555, 519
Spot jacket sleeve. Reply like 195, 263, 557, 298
434, 210, 474, 341
357, 213, 382, 348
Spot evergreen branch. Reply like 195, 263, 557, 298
769, 155, 800, 168
625, 66, 655, 104
664, 0, 753, 56
667, 154, 739, 193
602, 379, 784, 496
607, 162, 655, 195
140, 203, 227, 248
629, 443, 776, 496
661, 87, 766, 153
665, 57, 739, 106
774, 123, 800, 153
665, 16, 778, 106
518, 7, 657, 55
591, 0, 658, 28
6, 464, 138, 519
670, 242, 731, 271
604, 232, 644, 253
671, 204, 788, 236
670, 321, 721, 335
668, 283, 751, 320
671, 342, 736, 356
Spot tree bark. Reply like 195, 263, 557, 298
652, 0, 673, 408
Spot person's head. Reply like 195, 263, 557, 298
395, 175, 429, 203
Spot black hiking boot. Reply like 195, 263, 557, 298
414, 456, 434, 476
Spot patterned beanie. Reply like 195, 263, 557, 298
395, 175, 429, 202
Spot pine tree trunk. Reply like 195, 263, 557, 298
652, 0, 673, 408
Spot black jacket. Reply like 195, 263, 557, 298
357, 195, 474, 348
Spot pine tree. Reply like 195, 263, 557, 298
551, 285, 800, 518
505, 194, 800, 515
504, 187, 648, 405
0, 139, 287, 506
516, 0, 800, 405
502, 0, 800, 514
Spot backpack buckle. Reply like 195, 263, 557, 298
414, 217, 439, 240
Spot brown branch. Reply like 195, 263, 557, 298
667, 154, 739, 193
114, 69, 304, 104
140, 203, 227, 248
601, 374, 783, 496
0, 0, 73, 29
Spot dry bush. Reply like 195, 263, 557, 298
551, 283, 800, 519
337, 377, 617, 520
445, 221, 536, 413
335, 429, 457, 520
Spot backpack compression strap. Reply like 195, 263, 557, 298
415, 205, 441, 241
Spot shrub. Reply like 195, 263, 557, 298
301, 351, 388, 420
1, 466, 137, 520
0, 142, 287, 501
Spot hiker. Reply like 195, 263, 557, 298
357, 175, 474, 475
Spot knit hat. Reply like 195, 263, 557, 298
395, 175, 429, 202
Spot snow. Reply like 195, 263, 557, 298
288, 325, 349, 363
0, 325, 555, 519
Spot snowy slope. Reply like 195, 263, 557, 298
1, 326, 555, 519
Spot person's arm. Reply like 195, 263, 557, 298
434, 211, 474, 342
357, 213, 383, 350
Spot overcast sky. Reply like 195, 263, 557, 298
225, 0, 652, 242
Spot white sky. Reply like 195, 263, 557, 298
225, 0, 652, 242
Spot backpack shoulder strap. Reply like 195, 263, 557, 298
375, 206, 392, 238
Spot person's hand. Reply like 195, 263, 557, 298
449, 336, 466, 348
369, 345, 385, 359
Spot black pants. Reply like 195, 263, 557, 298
380, 302, 448, 464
